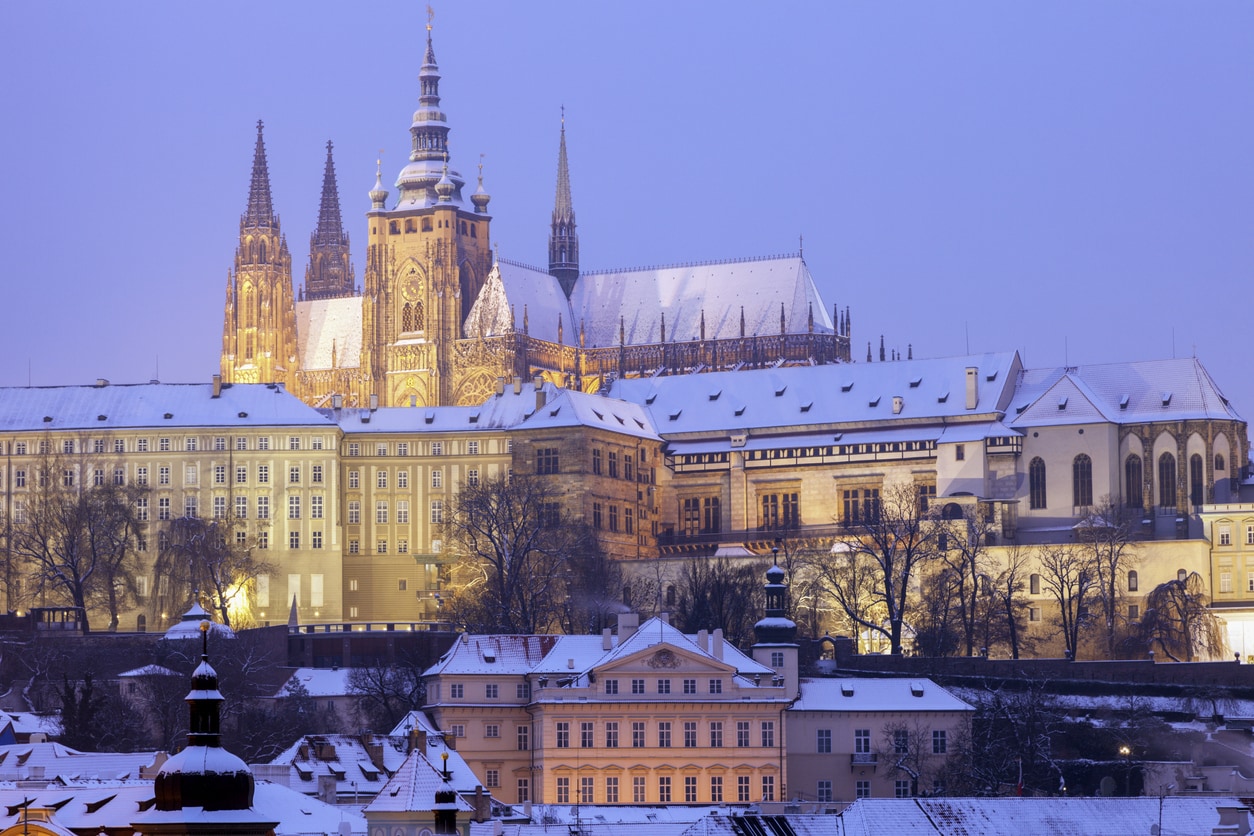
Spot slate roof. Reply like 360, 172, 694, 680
275, 668, 354, 698
296, 296, 364, 371
363, 749, 474, 814
790, 678, 973, 714
515, 387, 660, 441
608, 353, 1021, 437
1009, 357, 1244, 427
260, 734, 411, 802
330, 383, 560, 434
0, 742, 161, 782
464, 255, 834, 349
837, 796, 1251, 835
0, 382, 333, 432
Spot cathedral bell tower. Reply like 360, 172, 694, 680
220, 121, 299, 390
361, 15, 492, 407
303, 140, 356, 300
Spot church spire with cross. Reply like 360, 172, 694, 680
549, 106, 580, 297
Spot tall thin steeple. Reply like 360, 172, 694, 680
243, 121, 275, 229
549, 108, 580, 297
394, 14, 466, 207
303, 140, 356, 300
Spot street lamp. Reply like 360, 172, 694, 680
1119, 745, 1132, 796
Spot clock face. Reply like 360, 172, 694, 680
403, 278, 423, 301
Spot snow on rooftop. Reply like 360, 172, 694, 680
790, 678, 973, 713
277, 668, 354, 698
296, 296, 363, 371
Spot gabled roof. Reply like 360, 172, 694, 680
515, 388, 660, 441
609, 353, 1021, 437
364, 749, 474, 814
331, 382, 561, 433
0, 742, 162, 782
1009, 357, 1244, 427
0, 382, 334, 432
295, 296, 363, 371
275, 668, 354, 699
790, 678, 972, 713
465, 261, 570, 344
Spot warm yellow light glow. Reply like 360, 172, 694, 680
223, 581, 256, 629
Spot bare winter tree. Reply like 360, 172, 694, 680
8, 439, 146, 632
985, 543, 1036, 659
442, 472, 600, 634
1037, 543, 1096, 658
151, 514, 271, 629
815, 482, 940, 655
1139, 570, 1227, 662
936, 503, 1000, 657
672, 556, 766, 648
1075, 498, 1139, 659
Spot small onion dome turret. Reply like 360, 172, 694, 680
163, 601, 235, 641
471, 161, 491, 214
754, 564, 798, 644
369, 159, 389, 210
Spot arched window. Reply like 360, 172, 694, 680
1158, 453, 1177, 508
942, 503, 963, 520
1127, 570, 1138, 592
1072, 454, 1093, 508
1029, 457, 1047, 510
1216, 454, 1227, 472
1177, 569, 1187, 583
1125, 455, 1143, 509
136, 614, 146, 632
402, 303, 413, 332
414, 300, 424, 331
1190, 454, 1205, 507
259, 239, 267, 263
1030, 573, 1041, 595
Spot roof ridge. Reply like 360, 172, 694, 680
582, 251, 801, 277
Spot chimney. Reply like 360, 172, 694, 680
212, 374, 221, 398
369, 393, 379, 411
95, 378, 109, 387
363, 734, 384, 770
712, 628, 724, 660
698, 629, 709, 652
495, 377, 505, 396
332, 394, 342, 410
513, 376, 522, 395
408, 727, 427, 754
965, 367, 978, 410
602, 628, 613, 650
474, 786, 490, 823
659, 612, 670, 626
536, 385, 547, 410
618, 612, 639, 642
892, 395, 903, 415
317, 774, 336, 805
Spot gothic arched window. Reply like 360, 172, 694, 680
1029, 457, 1047, 510
1216, 454, 1227, 472
1125, 454, 1143, 509
259, 239, 267, 263
1190, 453, 1204, 507
402, 303, 413, 332
414, 300, 424, 332
1072, 454, 1093, 508
1158, 452, 1177, 508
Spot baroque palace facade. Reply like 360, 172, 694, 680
219, 25, 850, 410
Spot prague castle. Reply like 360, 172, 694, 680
219, 24, 850, 409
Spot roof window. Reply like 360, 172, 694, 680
1119, 394, 1129, 410
1161, 392, 1172, 407
1058, 397, 1068, 411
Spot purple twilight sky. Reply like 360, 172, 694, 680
1, 2, 1252, 416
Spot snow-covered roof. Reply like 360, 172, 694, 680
515, 388, 659, 441
0, 381, 335, 432
118, 665, 181, 679
364, 749, 475, 814
258, 734, 417, 802
4, 713, 60, 738
1008, 357, 1244, 428
609, 353, 1021, 437
572, 255, 833, 347
678, 814, 838, 836
0, 742, 162, 782
277, 668, 354, 698
0, 779, 366, 836
296, 296, 363, 371
790, 678, 973, 714
162, 602, 235, 641
838, 796, 1251, 835
331, 383, 557, 434
466, 261, 570, 343
425, 617, 772, 682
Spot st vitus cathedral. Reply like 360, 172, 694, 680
220, 23, 852, 408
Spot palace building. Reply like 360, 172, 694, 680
219, 23, 850, 410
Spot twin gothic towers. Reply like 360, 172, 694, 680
220, 25, 849, 408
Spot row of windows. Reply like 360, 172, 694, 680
602, 677, 725, 695
551, 774, 773, 804
345, 440, 492, 457
1215, 522, 1254, 546
345, 499, 441, 525
554, 720, 774, 749
7, 436, 327, 456
591, 502, 635, 533
1029, 451, 1220, 512
817, 728, 946, 755
346, 467, 459, 489
591, 448, 641, 481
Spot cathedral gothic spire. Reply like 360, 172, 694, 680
549, 110, 580, 297
303, 140, 356, 300
220, 121, 298, 390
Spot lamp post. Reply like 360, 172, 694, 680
1119, 745, 1132, 796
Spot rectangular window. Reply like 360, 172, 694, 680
658, 776, 671, 803
737, 776, 751, 803
135, 497, 149, 521
114, 439, 125, 453
684, 775, 697, 803
856, 781, 871, 799
431, 441, 443, 456
710, 776, 723, 803
894, 729, 909, 755
396, 500, 409, 524
658, 721, 671, 748
312, 464, 323, 483
592, 448, 602, 475
213, 436, 226, 451
632, 721, 645, 748
1220, 525, 1232, 546
398, 579, 408, 592
556, 777, 569, 804
842, 487, 881, 525
485, 724, 500, 738
683, 678, 697, 695
817, 729, 831, 753
896, 780, 911, 798
92, 468, 104, 487
377, 540, 387, 554
684, 721, 697, 748
289, 531, 300, 550
468, 440, 479, 455
605, 679, 619, 695
593, 502, 603, 529
377, 470, 388, 489
771, 651, 785, 666
606, 776, 618, 804
580, 776, 594, 804
1247, 524, 1254, 546
397, 470, 408, 488
213, 496, 226, 519
709, 678, 723, 694
348, 539, 359, 554
517, 779, 530, 803
257, 496, 270, 519
376, 443, 387, 457
485, 769, 499, 789
347, 442, 359, 457
633, 776, 646, 804
348, 470, 359, 489
14, 470, 25, 488
394, 441, 407, 457
257, 530, 268, 549
430, 500, 444, 524
955, 443, 965, 461
312, 530, 322, 549
1221, 572, 1233, 593
289, 466, 300, 483
709, 722, 723, 748
658, 678, 671, 694
486, 684, 499, 699
933, 730, 947, 754
451, 683, 464, 698
761, 776, 775, 802
287, 436, 300, 451
311, 495, 323, 519
624, 455, 633, 481
1029, 606, 1041, 622
581, 722, 594, 748
159, 437, 170, 452
257, 437, 269, 451
761, 721, 775, 748
609, 504, 618, 531
431, 469, 443, 488
632, 678, 644, 694
257, 465, 269, 484
376, 501, 388, 524
347, 501, 360, 524
537, 447, 560, 474
234, 437, 246, 451
605, 722, 618, 748
289, 496, 301, 519
214, 465, 226, 484
517, 726, 529, 750
159, 466, 170, 485
855, 728, 871, 754
467, 469, 479, 486
817, 780, 833, 803
235, 465, 247, 484
737, 721, 750, 747
158, 497, 171, 520
518, 682, 530, 700
625, 506, 633, 534
135, 466, 147, 486
556, 722, 570, 748
185, 495, 200, 518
